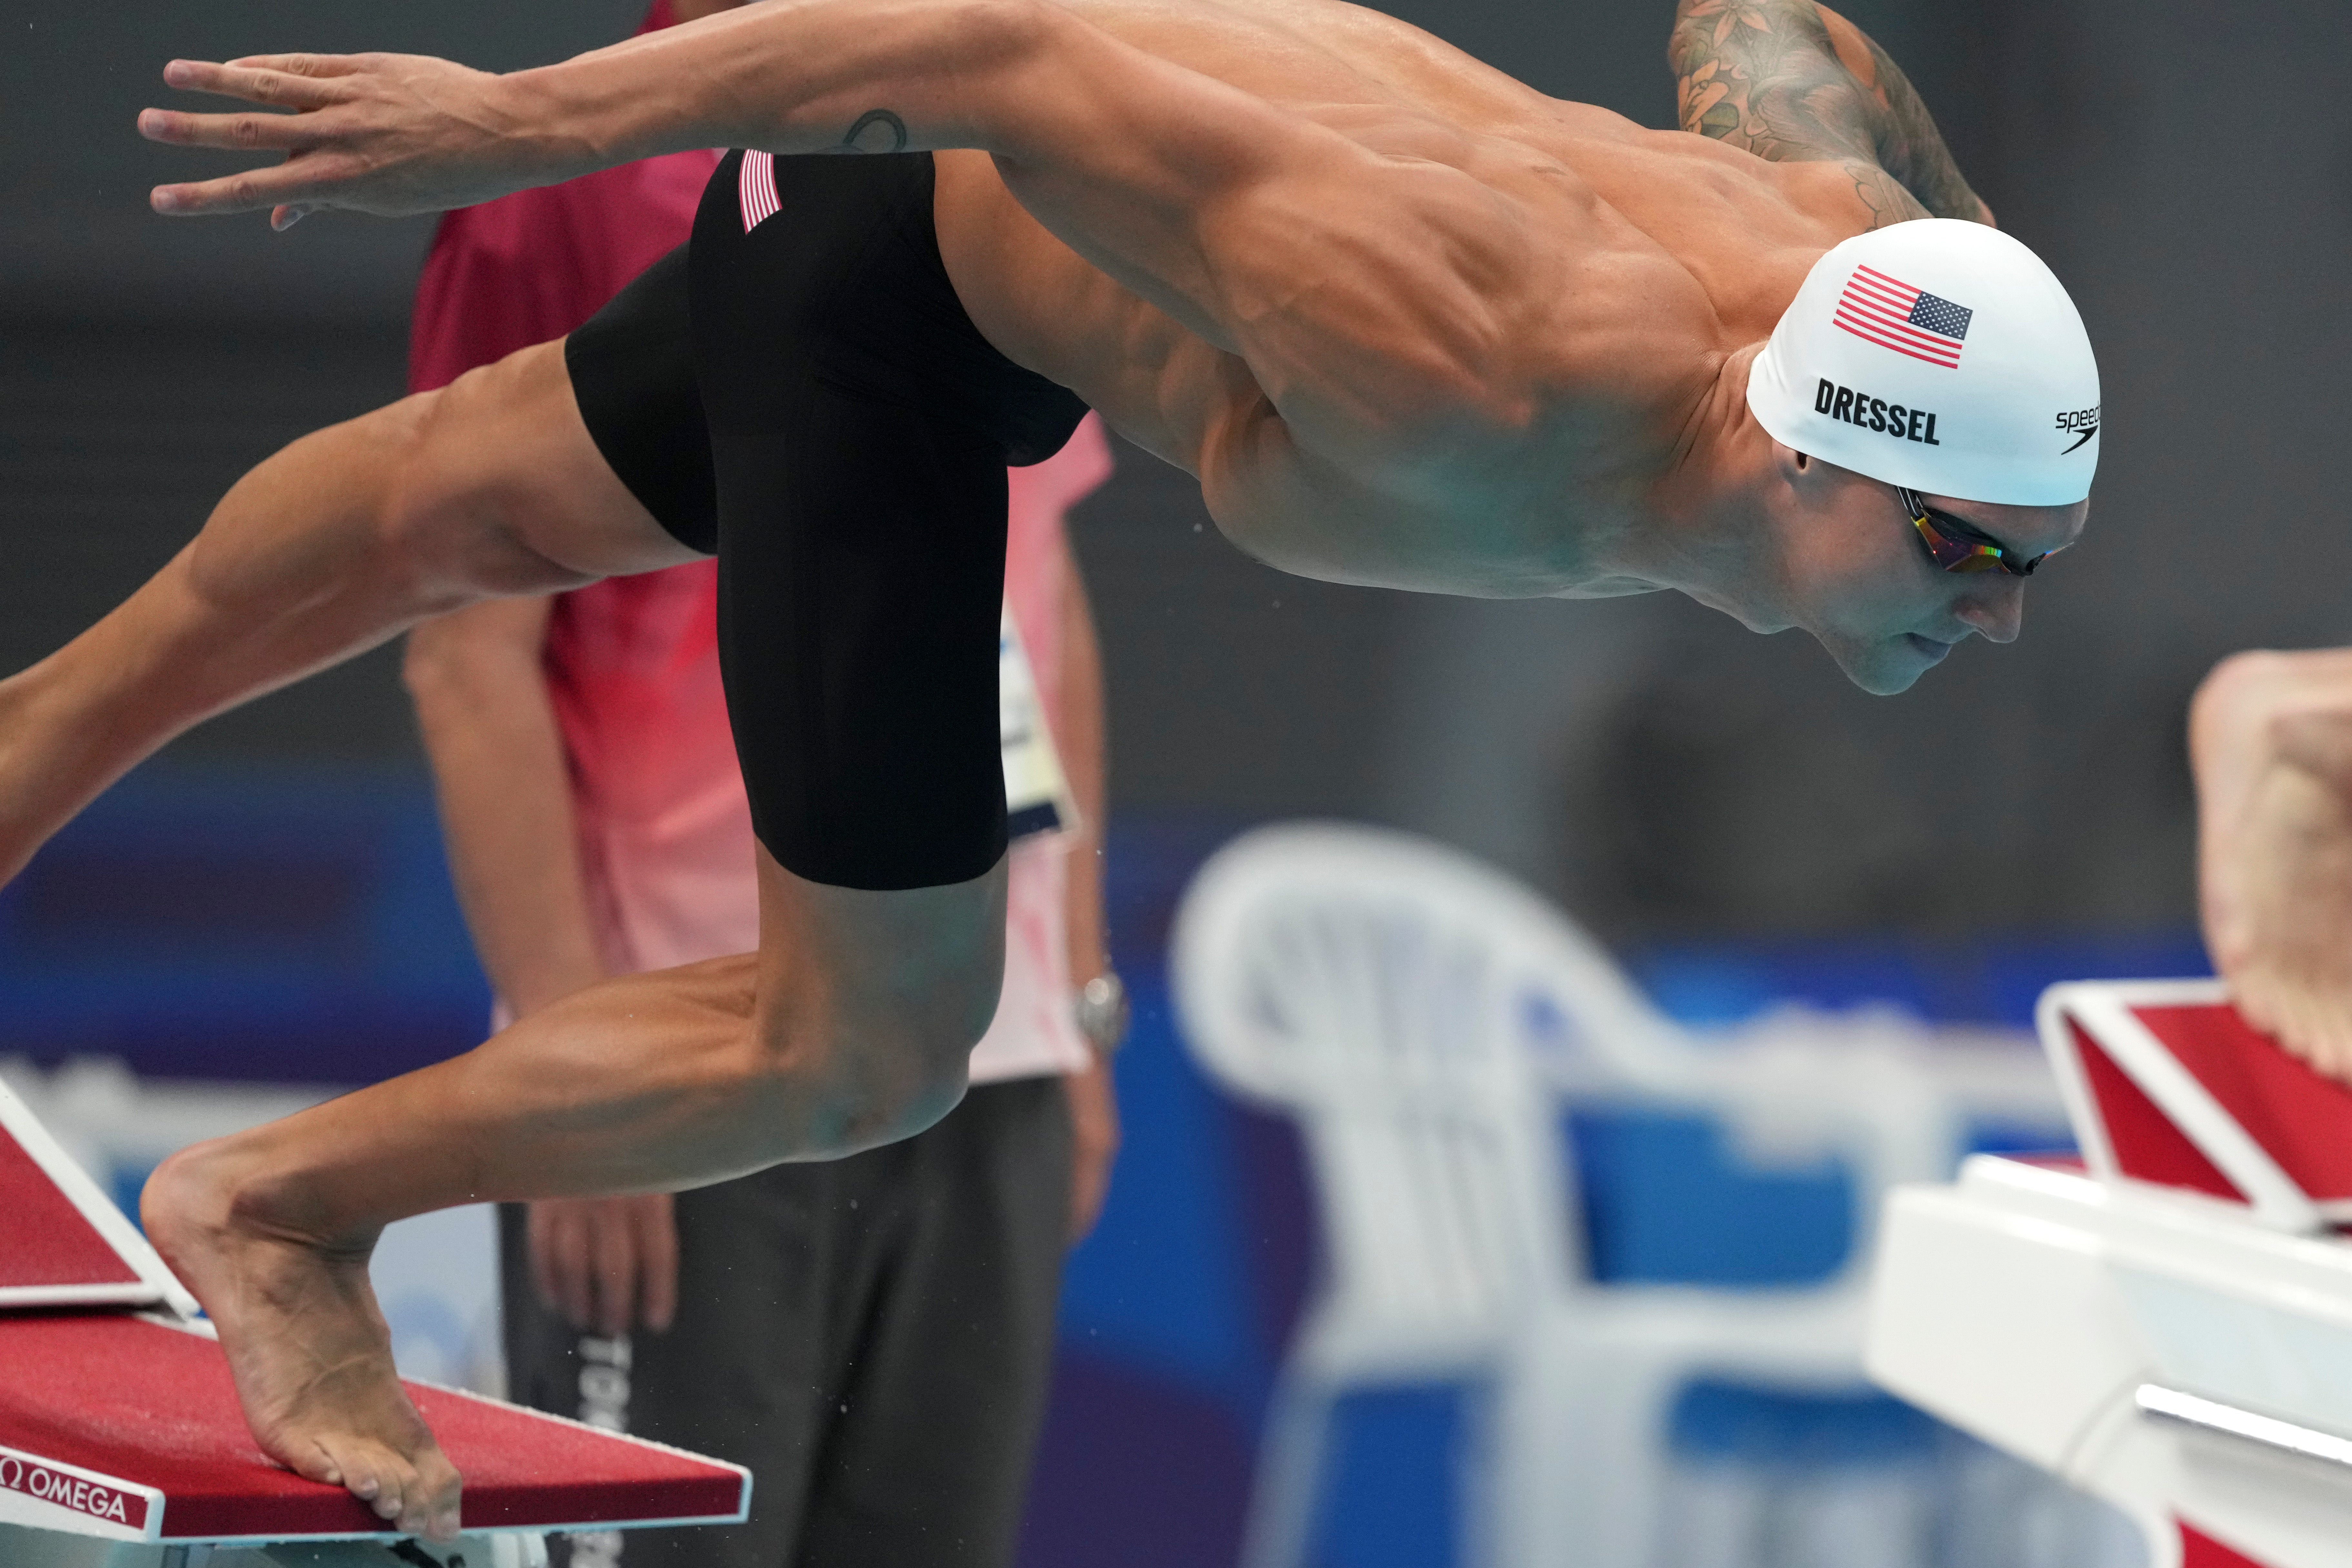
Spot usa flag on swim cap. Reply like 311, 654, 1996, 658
739, 150, 780, 234
1833, 265, 1971, 369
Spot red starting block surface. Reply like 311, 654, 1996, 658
0, 1078, 190, 1313
0, 1313, 747, 1543
0, 1074, 750, 1547
2040, 978, 2352, 1232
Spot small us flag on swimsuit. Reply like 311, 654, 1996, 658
1834, 265, 1971, 369
740, 150, 781, 234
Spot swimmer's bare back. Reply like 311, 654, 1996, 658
141, 0, 1984, 597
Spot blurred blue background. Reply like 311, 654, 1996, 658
0, 781, 2191, 1566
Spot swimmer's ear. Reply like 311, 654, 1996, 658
1771, 441, 1845, 514
1769, 439, 1816, 487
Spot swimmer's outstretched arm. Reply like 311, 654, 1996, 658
1669, 0, 1992, 227
138, 0, 1544, 470
2194, 648, 2352, 1083
0, 339, 1009, 1540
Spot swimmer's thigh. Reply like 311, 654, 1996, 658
416, 332, 705, 585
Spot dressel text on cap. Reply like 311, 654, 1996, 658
1815, 379, 1940, 446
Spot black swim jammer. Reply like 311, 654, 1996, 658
565, 151, 1090, 891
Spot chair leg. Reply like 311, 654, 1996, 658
1493, 1342, 1684, 1568
1243, 1372, 1340, 1568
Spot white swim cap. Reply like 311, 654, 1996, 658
1746, 218, 2100, 505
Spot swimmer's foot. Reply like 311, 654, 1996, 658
141, 1142, 463, 1543
2207, 761, 2352, 1081
2196, 653, 2352, 1084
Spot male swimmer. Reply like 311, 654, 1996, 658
0, 0, 2096, 1540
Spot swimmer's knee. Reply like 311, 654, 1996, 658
742, 975, 992, 1156
877, 1052, 973, 1145
739, 1028, 974, 1157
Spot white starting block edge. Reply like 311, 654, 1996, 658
2137, 1384, 2352, 1475
0, 1076, 198, 1317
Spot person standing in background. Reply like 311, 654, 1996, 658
399, 5, 1124, 1564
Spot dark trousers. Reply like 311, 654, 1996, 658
504, 1077, 1073, 1568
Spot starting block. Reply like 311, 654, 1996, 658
0, 1076, 749, 1567
1867, 979, 2352, 1568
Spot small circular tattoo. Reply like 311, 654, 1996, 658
840, 109, 909, 154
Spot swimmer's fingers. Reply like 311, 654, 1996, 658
157, 56, 362, 109
142, 51, 518, 220
149, 155, 366, 219
139, 105, 336, 157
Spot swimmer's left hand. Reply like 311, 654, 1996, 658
139, 53, 561, 228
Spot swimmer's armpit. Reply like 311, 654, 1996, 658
1667, 0, 1990, 226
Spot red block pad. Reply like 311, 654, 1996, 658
0, 1314, 748, 1543
2039, 980, 2352, 1231
2069, 1021, 2247, 1205
0, 1076, 188, 1312
2182, 1521, 2276, 1568
2133, 1004, 2352, 1202
0, 1131, 140, 1293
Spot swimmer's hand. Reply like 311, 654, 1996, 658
2194, 649, 2352, 1084
139, 54, 564, 231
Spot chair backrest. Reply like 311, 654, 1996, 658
1172, 824, 1699, 1350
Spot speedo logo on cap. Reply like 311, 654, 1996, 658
2056, 405, 2099, 453
1815, 379, 1941, 446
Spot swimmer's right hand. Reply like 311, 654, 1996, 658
527, 1193, 681, 1339
140, 54, 562, 231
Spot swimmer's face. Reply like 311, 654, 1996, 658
1765, 450, 2089, 695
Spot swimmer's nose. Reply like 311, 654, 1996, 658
1953, 579, 2025, 644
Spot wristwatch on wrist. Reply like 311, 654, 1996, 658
1073, 971, 1130, 1056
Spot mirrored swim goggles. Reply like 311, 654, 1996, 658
1895, 486, 2049, 577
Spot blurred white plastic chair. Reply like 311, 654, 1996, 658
1169, 823, 2067, 1568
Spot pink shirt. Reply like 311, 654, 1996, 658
412, 0, 1106, 1082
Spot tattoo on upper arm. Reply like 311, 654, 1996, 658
1668, 0, 1984, 227
838, 109, 909, 154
